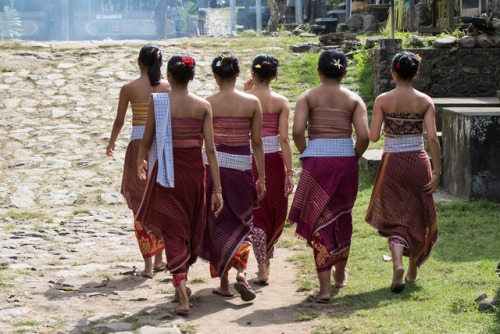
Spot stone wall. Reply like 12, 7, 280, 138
370, 40, 500, 97
489, 0, 500, 18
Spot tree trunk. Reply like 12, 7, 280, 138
266, 0, 280, 32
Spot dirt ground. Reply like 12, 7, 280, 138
0, 39, 318, 333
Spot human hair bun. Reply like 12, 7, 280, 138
391, 51, 420, 81
139, 43, 162, 86
318, 49, 347, 79
212, 52, 240, 78
167, 54, 196, 83
252, 54, 279, 81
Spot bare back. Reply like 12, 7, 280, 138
169, 91, 210, 120
304, 84, 362, 113
122, 77, 170, 104
377, 88, 432, 116
206, 90, 261, 118
247, 89, 287, 115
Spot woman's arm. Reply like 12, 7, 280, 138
202, 103, 224, 217
137, 98, 156, 180
292, 92, 309, 154
423, 100, 441, 194
106, 86, 130, 157
278, 99, 294, 197
250, 99, 266, 201
352, 96, 370, 159
369, 97, 385, 143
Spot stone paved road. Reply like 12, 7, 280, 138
0, 38, 314, 334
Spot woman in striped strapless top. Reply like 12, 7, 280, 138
288, 50, 369, 303
136, 54, 223, 316
106, 44, 170, 280
199, 52, 266, 302
244, 54, 294, 286
365, 52, 441, 294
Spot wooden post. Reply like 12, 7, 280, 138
390, 0, 394, 38
230, 0, 235, 34
256, 0, 262, 30
409, 0, 415, 31
295, 0, 302, 23
447, 0, 454, 29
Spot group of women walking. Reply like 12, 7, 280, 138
107, 44, 441, 315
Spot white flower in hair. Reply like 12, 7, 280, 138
333, 58, 343, 69
216, 60, 221, 67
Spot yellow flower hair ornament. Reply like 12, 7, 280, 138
255, 64, 261, 68
333, 58, 343, 69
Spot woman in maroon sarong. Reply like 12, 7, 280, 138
365, 52, 440, 293
244, 54, 294, 285
136, 54, 223, 315
288, 50, 369, 303
199, 52, 266, 302
106, 44, 169, 279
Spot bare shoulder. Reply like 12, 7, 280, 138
190, 93, 211, 108
415, 89, 433, 104
271, 91, 289, 105
239, 91, 261, 105
158, 80, 171, 92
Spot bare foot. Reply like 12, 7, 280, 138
393, 266, 404, 285
332, 268, 348, 288
405, 275, 420, 283
168, 306, 189, 316
313, 293, 331, 304
172, 287, 191, 303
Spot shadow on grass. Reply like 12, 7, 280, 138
432, 201, 500, 262
314, 283, 422, 318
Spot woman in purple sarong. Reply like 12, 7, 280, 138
365, 52, 440, 293
244, 54, 294, 286
288, 50, 369, 303
106, 44, 169, 279
199, 52, 266, 302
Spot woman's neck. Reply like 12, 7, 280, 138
218, 79, 236, 92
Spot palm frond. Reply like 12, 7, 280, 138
0, 5, 22, 40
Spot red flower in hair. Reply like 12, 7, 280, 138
182, 57, 194, 68
396, 61, 401, 69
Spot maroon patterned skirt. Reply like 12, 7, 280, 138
121, 139, 147, 212
365, 150, 438, 267
288, 156, 359, 257
136, 147, 206, 273
251, 151, 287, 253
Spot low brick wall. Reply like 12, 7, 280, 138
371, 39, 500, 97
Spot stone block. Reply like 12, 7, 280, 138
289, 43, 320, 53
365, 38, 380, 49
360, 149, 383, 179
457, 36, 476, 48
363, 14, 379, 32
433, 36, 457, 48
433, 97, 500, 132
442, 107, 500, 202
477, 34, 494, 48
347, 14, 363, 31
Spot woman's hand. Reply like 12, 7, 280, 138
137, 159, 148, 180
284, 175, 294, 197
106, 143, 115, 157
423, 174, 440, 194
256, 180, 266, 201
211, 192, 224, 218
244, 79, 254, 91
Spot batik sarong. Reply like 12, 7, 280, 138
121, 139, 164, 259
209, 242, 252, 278
199, 147, 257, 278
251, 151, 287, 263
288, 156, 359, 266
365, 150, 438, 267
136, 147, 206, 274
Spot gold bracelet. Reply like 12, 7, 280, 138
213, 189, 222, 194
286, 169, 294, 175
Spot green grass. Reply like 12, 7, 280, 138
287, 183, 500, 333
